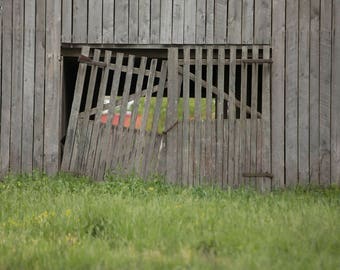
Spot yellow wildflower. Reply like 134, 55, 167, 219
65, 209, 72, 217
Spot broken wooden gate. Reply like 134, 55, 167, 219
62, 46, 272, 189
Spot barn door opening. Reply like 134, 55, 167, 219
167, 46, 272, 190
61, 47, 168, 180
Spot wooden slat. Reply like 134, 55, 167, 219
88, 0, 103, 43
242, 0, 254, 44
262, 46, 271, 190
228, 47, 237, 186
194, 47, 202, 185
332, 1, 340, 185
309, 0, 320, 184
216, 47, 224, 186
0, 0, 12, 175
319, 0, 332, 186
73, 0, 88, 43
61, 47, 90, 171
144, 61, 168, 176
206, 0, 215, 44
62, 0, 72, 42
103, 0, 115, 43
234, 120, 241, 187
166, 48, 179, 183
250, 46, 259, 183
182, 47, 191, 185
214, 0, 227, 44
285, 0, 298, 186
188, 121, 195, 186
272, 0, 285, 188
254, 0, 271, 44
245, 120, 251, 186
129, 0, 139, 44
184, 0, 196, 44
222, 119, 228, 187
298, 0, 310, 185
115, 0, 129, 43
160, 0, 172, 44
10, 0, 24, 172
256, 119, 263, 190
227, 0, 242, 44
200, 120, 206, 183
139, 0, 151, 44
151, 0, 161, 43
22, 0, 36, 173
172, 0, 184, 44
196, 0, 206, 44
135, 59, 158, 174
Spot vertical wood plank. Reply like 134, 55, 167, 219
10, 0, 24, 172
285, 0, 299, 186
254, 0, 271, 44
172, 0, 184, 44
228, 0, 242, 44
319, 0, 332, 186
0, 0, 12, 175
309, 0, 320, 184
331, 0, 340, 185
103, 0, 115, 43
151, 0, 161, 43
214, 0, 227, 44
298, 0, 310, 185
223, 119, 228, 186
115, 0, 129, 43
242, 0, 254, 44
62, 0, 72, 42
129, 0, 139, 44
234, 120, 240, 187
196, 0, 206, 44
184, 0, 196, 44
73, 0, 88, 43
167, 48, 179, 183
206, 0, 215, 44
160, 0, 172, 44
45, 0, 62, 174
22, 0, 36, 173
272, 0, 285, 187
139, 0, 151, 44
88, 0, 103, 43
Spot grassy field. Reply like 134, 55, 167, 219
0, 173, 339, 270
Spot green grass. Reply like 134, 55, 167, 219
0, 173, 339, 270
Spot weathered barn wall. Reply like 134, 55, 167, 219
61, 0, 272, 45
0, 0, 61, 175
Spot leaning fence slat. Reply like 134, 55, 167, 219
73, 0, 88, 43
103, 0, 115, 43
88, 0, 103, 43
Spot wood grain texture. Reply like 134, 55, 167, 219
206, 0, 215, 44
242, 0, 254, 44
139, 0, 151, 44
103, 0, 115, 43
88, 0, 103, 43
214, 0, 227, 44
73, 0, 88, 43
254, 0, 271, 44
196, 0, 206, 44
160, 0, 172, 44
115, 0, 129, 43
184, 0, 196, 44
151, 0, 161, 43
62, 0, 72, 42
228, 0, 242, 44
129, 0, 139, 43
172, 0, 184, 44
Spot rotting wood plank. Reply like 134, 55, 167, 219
228, 47, 237, 187
61, 47, 90, 171
166, 48, 179, 183
309, 0, 320, 185
172, 0, 184, 44
214, 0, 227, 44
319, 0, 332, 186
184, 0, 196, 44
242, 0, 254, 44
73, 0, 88, 43
10, 0, 24, 173
285, 0, 299, 186
254, 0, 271, 44
0, 0, 12, 176
103, 0, 115, 43
332, 0, 340, 185
129, 0, 139, 44
298, 0, 311, 185
228, 0, 242, 44
206, 0, 215, 44
160, 0, 172, 44
272, 0, 285, 188
22, 0, 36, 173
139, 0, 151, 44
88, 0, 103, 43
115, 0, 129, 43
216, 47, 224, 186
151, 0, 161, 43
62, 0, 72, 42
33, 0, 46, 171
196, 0, 206, 44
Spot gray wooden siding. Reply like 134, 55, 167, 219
61, 0, 272, 45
